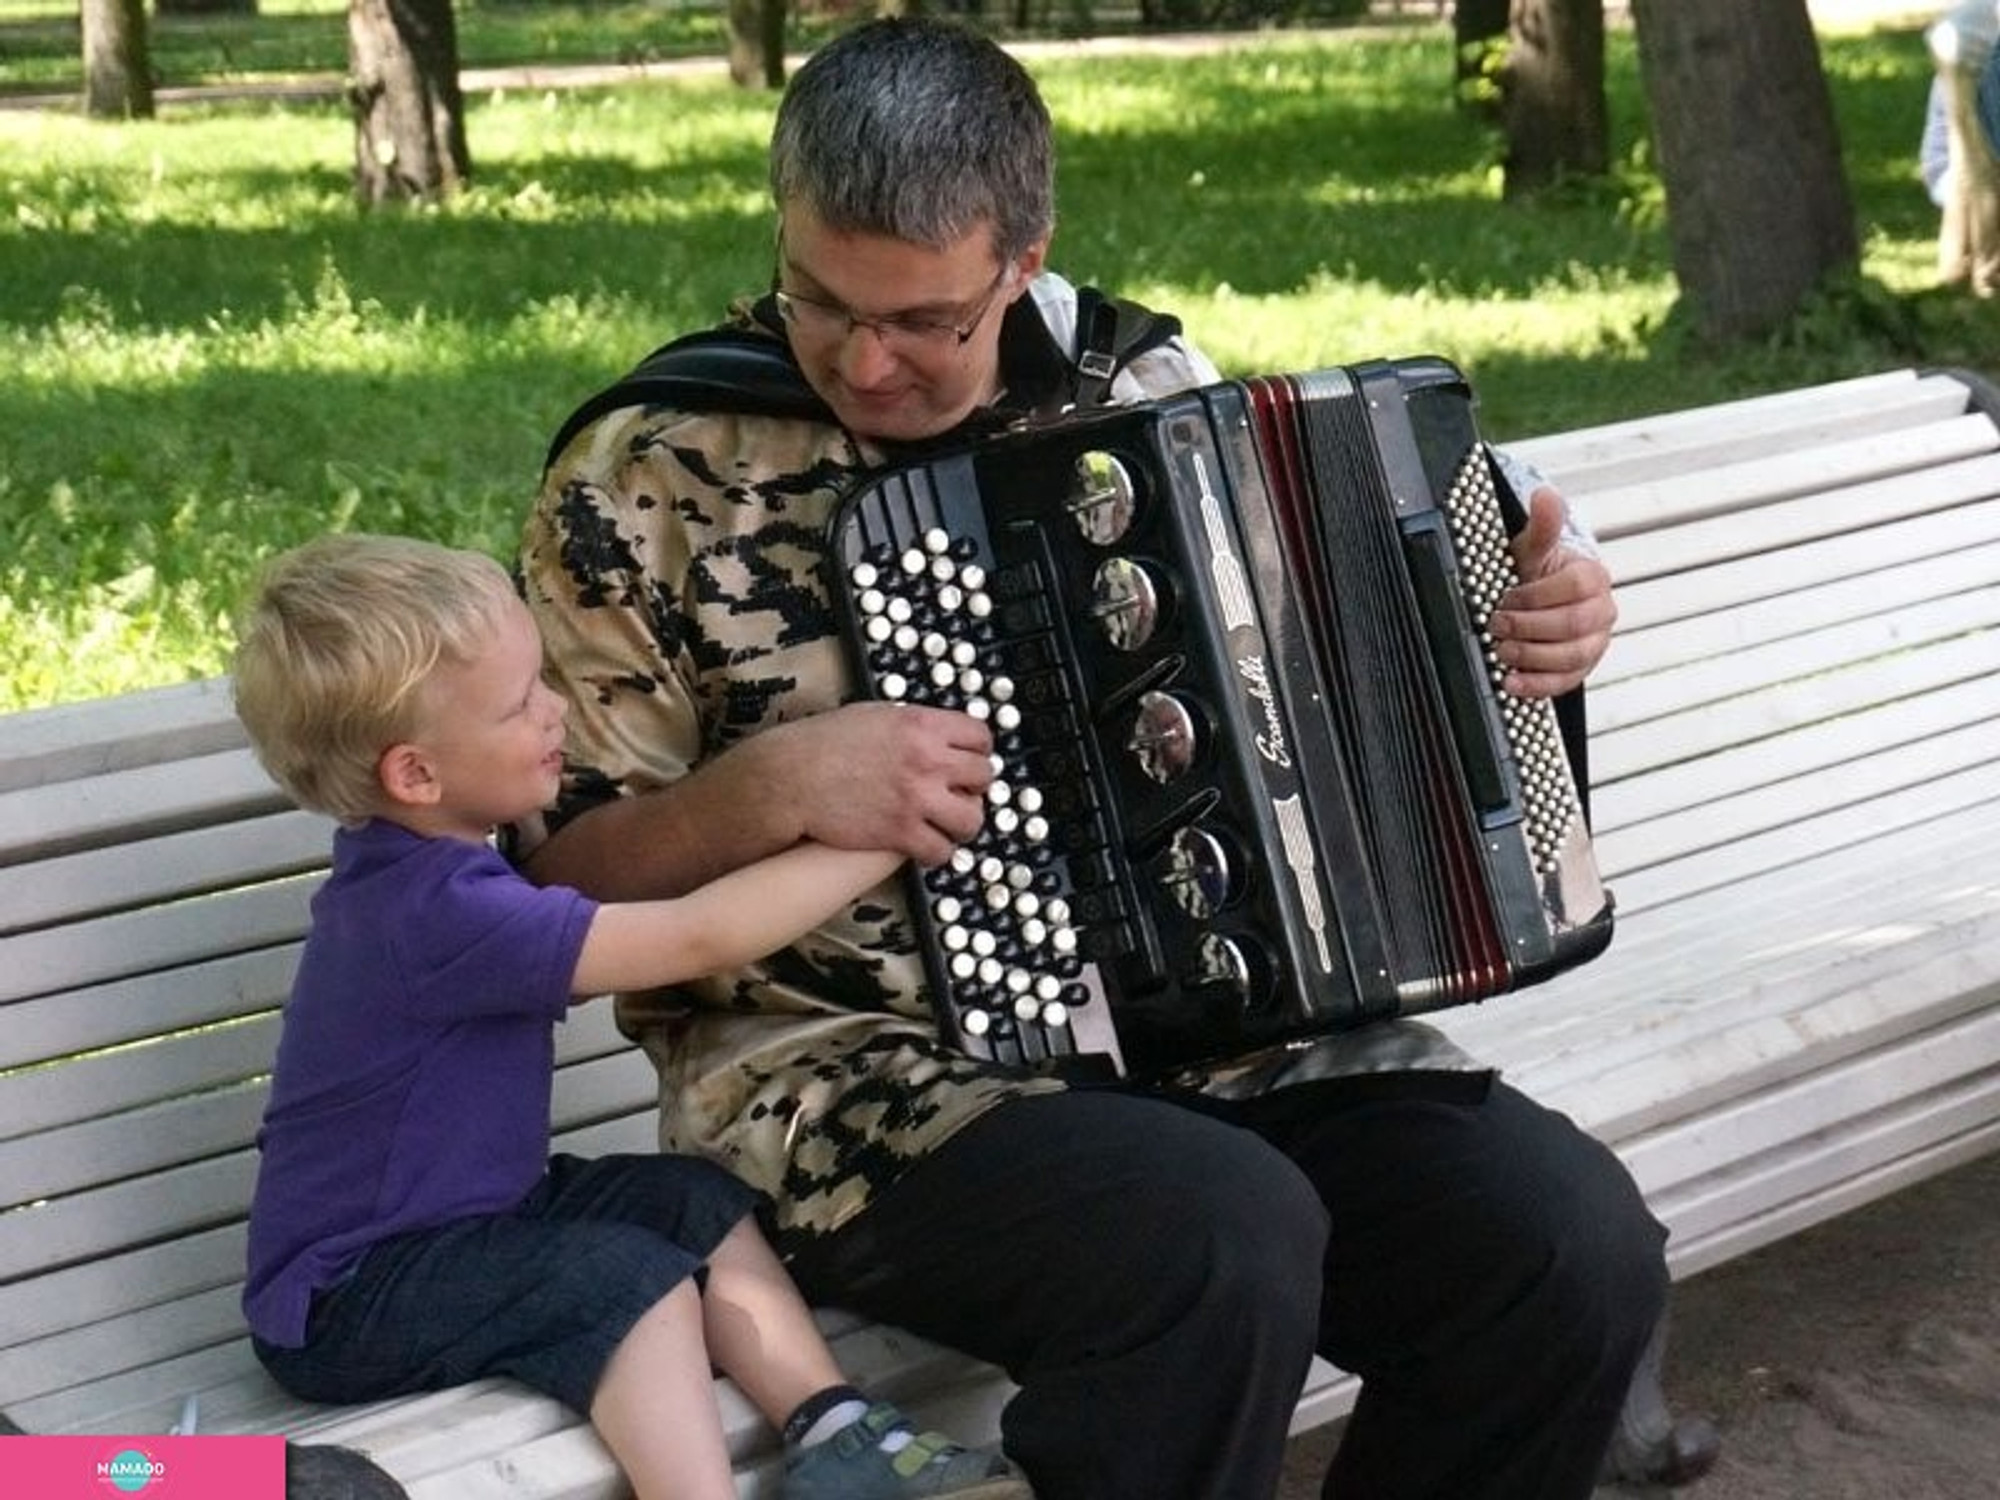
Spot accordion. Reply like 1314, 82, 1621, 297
828, 356, 1615, 1082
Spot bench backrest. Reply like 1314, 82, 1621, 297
1510, 367, 2000, 917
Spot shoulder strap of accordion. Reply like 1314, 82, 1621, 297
544, 288, 1187, 474
541, 320, 832, 476
1070, 286, 1184, 408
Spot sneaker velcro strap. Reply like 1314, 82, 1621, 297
889, 1431, 964, 1480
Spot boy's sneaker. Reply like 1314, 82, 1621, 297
780, 1401, 1031, 1499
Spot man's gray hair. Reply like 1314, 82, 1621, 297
770, 18, 1055, 261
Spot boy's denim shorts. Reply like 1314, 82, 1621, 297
253, 1152, 761, 1415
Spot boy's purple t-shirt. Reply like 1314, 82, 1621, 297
242, 819, 598, 1347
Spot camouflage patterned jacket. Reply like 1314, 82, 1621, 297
516, 274, 1479, 1252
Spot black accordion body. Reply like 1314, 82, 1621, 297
828, 357, 1615, 1082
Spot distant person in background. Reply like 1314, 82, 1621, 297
1981, 26, 2000, 152
1927, 1, 2000, 293
1923, 75, 1952, 207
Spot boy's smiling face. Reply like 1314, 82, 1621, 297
383, 597, 568, 841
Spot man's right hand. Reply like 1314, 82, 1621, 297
771, 701, 995, 867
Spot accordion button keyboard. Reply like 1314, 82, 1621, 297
836, 480, 1143, 1069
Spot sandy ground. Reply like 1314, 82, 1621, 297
1277, 1147, 2000, 1498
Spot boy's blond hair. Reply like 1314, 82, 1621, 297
232, 533, 521, 823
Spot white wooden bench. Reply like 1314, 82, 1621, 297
5, 366, 1998, 1496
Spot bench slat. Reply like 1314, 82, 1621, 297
548, 1048, 659, 1134
1, 943, 625, 1075
556, 1112, 663, 1158
1601, 716, 1996, 874
316, 1386, 604, 1497
0, 679, 246, 797
1574, 413, 2000, 542
1515, 369, 1959, 503
1, 879, 316, 1006
0, 1284, 245, 1415
554, 996, 643, 1064
1597, 671, 2000, 835
1609, 491, 2000, 630
1610, 757, 2000, 912
1611, 784, 2000, 916
0, 948, 298, 1073
0, 809, 331, 935
0, 1080, 266, 1211
1658, 1103, 2000, 1279
1599, 453, 2000, 594
1592, 626, 2000, 783
0, 1016, 276, 1151
1594, 581, 2000, 732
1546, 928, 2000, 1148
0, 1225, 243, 1354
1598, 535, 2000, 684
1617, 1005, 2000, 1195
0, 1149, 252, 1283
0, 747, 289, 868
4, 1338, 268, 1437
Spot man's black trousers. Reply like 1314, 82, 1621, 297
785, 1074, 1669, 1500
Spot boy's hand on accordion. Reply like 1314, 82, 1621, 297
790, 702, 995, 868
1491, 485, 1618, 699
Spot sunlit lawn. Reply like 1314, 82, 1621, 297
0, 0, 747, 93
2, 17, 1990, 709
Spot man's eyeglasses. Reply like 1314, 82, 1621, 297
772, 263, 1014, 355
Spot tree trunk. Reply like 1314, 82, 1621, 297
347, 0, 470, 206
1502, 0, 1606, 197
725, 0, 787, 90
1631, 0, 1858, 340
1455, 0, 1509, 111
80, 0, 154, 120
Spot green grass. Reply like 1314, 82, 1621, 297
0, 0, 742, 94
3, 16, 1992, 710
